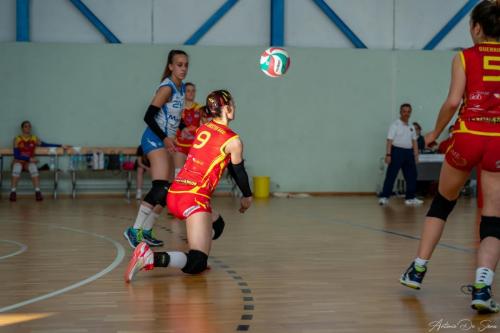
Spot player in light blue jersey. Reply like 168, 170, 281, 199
124, 50, 189, 249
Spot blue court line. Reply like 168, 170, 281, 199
0, 224, 125, 313
328, 219, 474, 254
0, 240, 28, 260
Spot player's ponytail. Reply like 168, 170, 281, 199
161, 50, 188, 81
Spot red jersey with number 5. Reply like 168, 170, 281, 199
170, 121, 239, 198
459, 42, 500, 119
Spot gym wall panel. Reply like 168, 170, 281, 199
153, 0, 269, 46
286, 0, 394, 49
0, 43, 453, 192
395, 0, 471, 50
0, 0, 16, 42
31, 0, 152, 43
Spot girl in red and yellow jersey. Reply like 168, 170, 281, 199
401, 0, 500, 313
125, 90, 253, 282
173, 82, 204, 175
10, 120, 65, 202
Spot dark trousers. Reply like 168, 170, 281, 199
380, 146, 417, 199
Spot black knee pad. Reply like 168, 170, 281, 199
212, 215, 225, 240
181, 249, 208, 274
143, 180, 170, 207
480, 216, 500, 241
426, 192, 457, 221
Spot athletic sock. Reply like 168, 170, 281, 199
475, 267, 494, 288
414, 257, 428, 272
143, 212, 159, 231
133, 205, 152, 229
154, 251, 187, 268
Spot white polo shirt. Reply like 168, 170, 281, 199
387, 119, 417, 149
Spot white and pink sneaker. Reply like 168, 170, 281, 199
125, 242, 154, 283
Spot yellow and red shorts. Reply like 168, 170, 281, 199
446, 120, 500, 172
167, 191, 212, 220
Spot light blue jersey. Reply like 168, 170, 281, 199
141, 78, 185, 154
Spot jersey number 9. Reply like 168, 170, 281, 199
193, 131, 211, 149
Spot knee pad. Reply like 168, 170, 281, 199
28, 163, 39, 177
12, 163, 22, 177
426, 192, 457, 221
143, 180, 170, 207
212, 215, 225, 240
181, 249, 208, 274
480, 216, 500, 241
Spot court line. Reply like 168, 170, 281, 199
327, 219, 474, 253
0, 240, 28, 260
0, 225, 125, 313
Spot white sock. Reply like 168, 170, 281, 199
476, 267, 494, 286
35, 187, 40, 192
167, 251, 187, 268
133, 205, 152, 230
143, 212, 159, 231
11, 188, 16, 192
414, 257, 428, 268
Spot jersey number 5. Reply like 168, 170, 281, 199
193, 131, 211, 149
483, 56, 500, 82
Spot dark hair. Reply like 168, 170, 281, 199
413, 122, 422, 131
185, 82, 196, 89
400, 103, 412, 110
21, 120, 31, 128
205, 90, 233, 118
471, 0, 500, 39
161, 50, 188, 81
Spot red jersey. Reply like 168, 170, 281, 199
459, 42, 500, 120
175, 103, 203, 148
14, 135, 38, 160
170, 121, 239, 198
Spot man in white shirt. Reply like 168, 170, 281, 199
379, 103, 423, 206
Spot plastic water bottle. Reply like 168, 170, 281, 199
119, 153, 125, 170
69, 155, 75, 171
49, 155, 55, 171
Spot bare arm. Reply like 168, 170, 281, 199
425, 54, 465, 145
151, 86, 172, 108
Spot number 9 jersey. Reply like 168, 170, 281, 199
168, 120, 239, 218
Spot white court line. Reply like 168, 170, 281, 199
0, 225, 125, 313
0, 240, 28, 260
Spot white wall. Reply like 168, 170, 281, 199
0, 0, 476, 50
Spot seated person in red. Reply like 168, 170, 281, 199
9, 121, 66, 202
438, 125, 454, 154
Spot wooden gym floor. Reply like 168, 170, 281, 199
0, 196, 497, 333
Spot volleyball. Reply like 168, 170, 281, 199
259, 47, 290, 77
